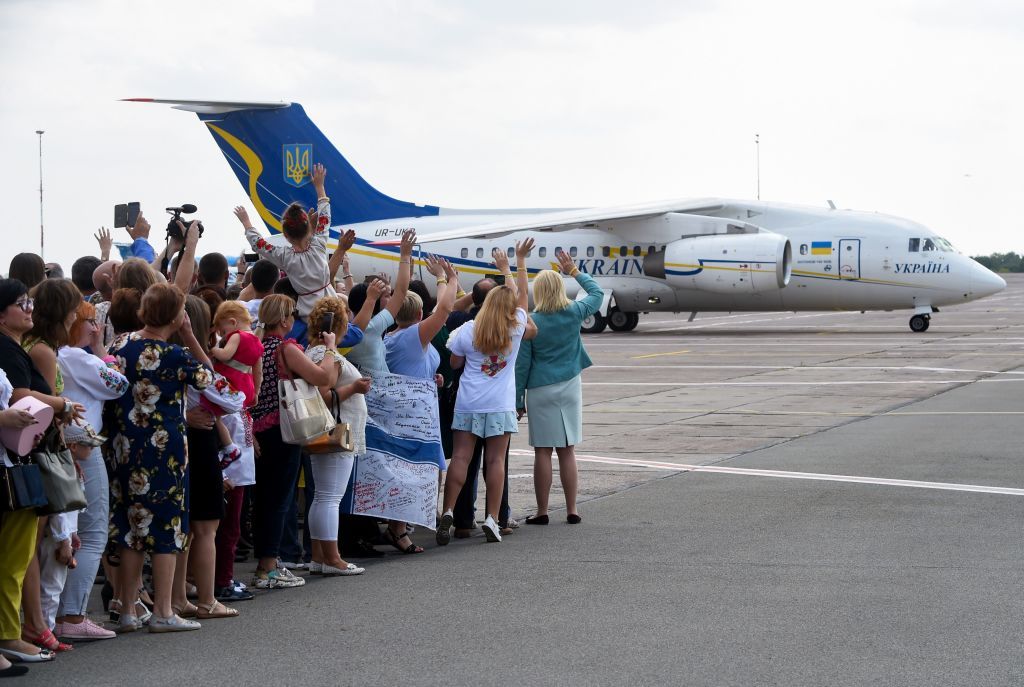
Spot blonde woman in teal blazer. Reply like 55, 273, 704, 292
515, 251, 603, 525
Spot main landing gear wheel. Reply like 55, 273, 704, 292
909, 314, 930, 332
580, 312, 607, 334
607, 307, 640, 332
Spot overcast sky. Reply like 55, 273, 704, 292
1, 0, 1022, 271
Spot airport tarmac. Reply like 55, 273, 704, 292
19, 276, 1024, 686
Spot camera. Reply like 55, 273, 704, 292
165, 204, 205, 240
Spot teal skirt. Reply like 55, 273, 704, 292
452, 411, 519, 439
525, 375, 582, 448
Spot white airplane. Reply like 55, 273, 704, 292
131, 98, 1006, 333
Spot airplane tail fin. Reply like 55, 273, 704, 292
125, 99, 439, 233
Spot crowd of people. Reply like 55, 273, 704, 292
0, 164, 604, 678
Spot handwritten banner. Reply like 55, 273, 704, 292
343, 373, 444, 529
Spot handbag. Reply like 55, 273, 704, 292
32, 425, 87, 515
0, 457, 48, 512
276, 342, 335, 445
305, 389, 353, 454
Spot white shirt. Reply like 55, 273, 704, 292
58, 346, 129, 431
447, 308, 527, 414
0, 367, 11, 468
306, 345, 368, 455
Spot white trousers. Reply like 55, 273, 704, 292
308, 452, 355, 541
38, 535, 69, 630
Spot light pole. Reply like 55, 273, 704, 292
755, 133, 760, 201
35, 130, 44, 259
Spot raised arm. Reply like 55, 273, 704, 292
328, 229, 356, 283
514, 238, 534, 312
354, 278, 387, 331
311, 164, 331, 245
236, 206, 289, 265
492, 247, 514, 298
173, 221, 201, 293
419, 256, 456, 347
94, 227, 113, 261
557, 249, 603, 318
386, 230, 416, 318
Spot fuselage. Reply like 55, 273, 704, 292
330, 199, 1006, 315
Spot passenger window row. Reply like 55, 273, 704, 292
457, 245, 655, 259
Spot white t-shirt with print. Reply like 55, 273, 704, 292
447, 308, 527, 414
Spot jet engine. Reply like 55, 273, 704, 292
643, 234, 792, 293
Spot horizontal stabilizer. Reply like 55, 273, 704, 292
122, 98, 288, 114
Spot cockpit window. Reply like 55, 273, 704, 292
935, 237, 957, 252
922, 238, 937, 251
908, 238, 920, 252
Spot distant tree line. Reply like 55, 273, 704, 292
972, 253, 1024, 272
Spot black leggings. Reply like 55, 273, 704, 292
253, 425, 302, 562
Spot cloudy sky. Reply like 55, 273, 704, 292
1, 0, 1022, 270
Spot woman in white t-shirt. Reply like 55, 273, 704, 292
438, 240, 537, 544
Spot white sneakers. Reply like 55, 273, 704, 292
148, 614, 201, 633
321, 562, 365, 576
482, 516, 503, 543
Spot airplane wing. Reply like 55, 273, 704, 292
415, 198, 751, 244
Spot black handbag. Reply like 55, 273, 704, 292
32, 426, 86, 515
0, 457, 48, 512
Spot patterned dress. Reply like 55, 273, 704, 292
107, 334, 212, 553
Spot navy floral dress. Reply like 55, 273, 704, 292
107, 334, 212, 554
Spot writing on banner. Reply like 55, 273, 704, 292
364, 373, 442, 445
346, 372, 443, 529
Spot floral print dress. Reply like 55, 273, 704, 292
107, 334, 212, 553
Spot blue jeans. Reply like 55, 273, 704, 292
57, 449, 107, 616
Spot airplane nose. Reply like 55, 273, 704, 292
970, 262, 1006, 298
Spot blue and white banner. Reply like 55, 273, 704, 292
342, 373, 444, 529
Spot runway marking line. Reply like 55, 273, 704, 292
630, 349, 690, 359
508, 451, 1024, 496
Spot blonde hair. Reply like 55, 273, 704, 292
395, 292, 423, 328
532, 270, 572, 313
212, 300, 252, 328
257, 294, 295, 338
473, 285, 519, 356
307, 296, 350, 349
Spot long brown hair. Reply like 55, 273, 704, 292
472, 285, 519, 356
27, 278, 81, 349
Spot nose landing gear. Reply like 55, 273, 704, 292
909, 314, 930, 332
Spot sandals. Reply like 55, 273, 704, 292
22, 627, 72, 652
195, 601, 239, 619
384, 528, 424, 554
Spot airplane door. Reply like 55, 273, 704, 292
839, 239, 861, 279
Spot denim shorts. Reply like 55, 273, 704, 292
452, 411, 519, 439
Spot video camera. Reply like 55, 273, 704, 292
165, 204, 205, 240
